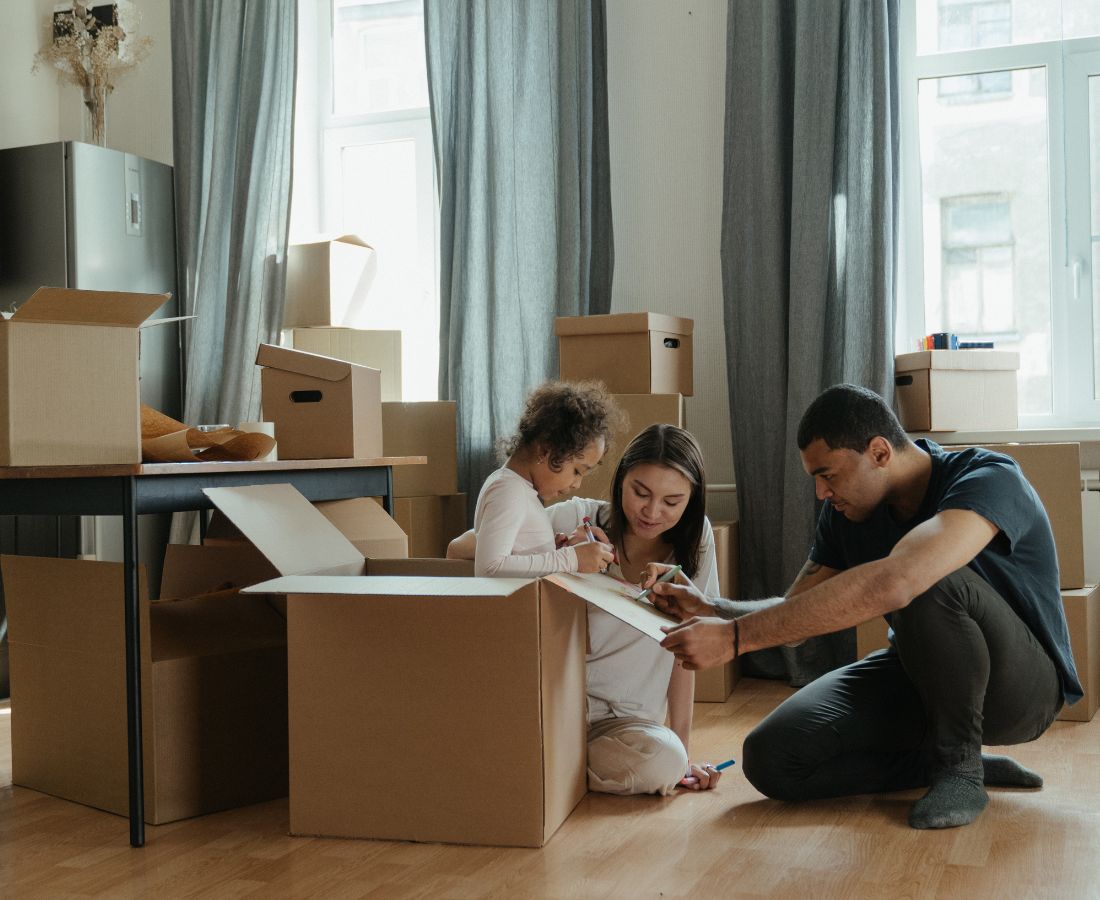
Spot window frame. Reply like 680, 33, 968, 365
899, 1, 1100, 425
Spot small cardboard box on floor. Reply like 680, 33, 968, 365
556, 312, 694, 396
895, 349, 1019, 432
205, 483, 589, 847
256, 343, 382, 460
695, 520, 742, 702
0, 286, 177, 465
2, 544, 289, 824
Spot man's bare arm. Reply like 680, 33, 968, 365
786, 557, 840, 598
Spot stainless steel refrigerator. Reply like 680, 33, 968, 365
0, 141, 183, 696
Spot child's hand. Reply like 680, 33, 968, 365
678, 761, 723, 791
565, 522, 611, 546
575, 540, 614, 573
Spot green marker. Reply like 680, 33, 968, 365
635, 565, 682, 602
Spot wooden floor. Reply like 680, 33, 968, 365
2, 680, 1099, 899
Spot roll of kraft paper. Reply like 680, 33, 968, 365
237, 422, 277, 461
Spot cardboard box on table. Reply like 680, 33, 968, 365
381, 401, 459, 497
0, 286, 177, 465
556, 312, 694, 396
562, 394, 684, 503
895, 350, 1019, 432
1, 545, 288, 824
292, 327, 402, 402
695, 520, 742, 702
283, 234, 377, 328
256, 343, 382, 460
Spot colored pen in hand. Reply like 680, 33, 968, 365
635, 564, 683, 602
582, 516, 596, 542
715, 759, 736, 771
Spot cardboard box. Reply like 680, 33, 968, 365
556, 312, 694, 396
695, 520, 742, 702
382, 401, 459, 497
2, 551, 289, 824
856, 616, 890, 658
283, 235, 377, 328
292, 327, 402, 402
256, 343, 382, 459
202, 483, 588, 847
895, 349, 1019, 432
1083, 486, 1100, 586
392, 493, 468, 558
944, 442, 1084, 590
0, 286, 174, 465
1057, 585, 1099, 722
564, 394, 684, 503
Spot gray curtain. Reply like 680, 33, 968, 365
721, 0, 900, 684
170, 0, 296, 430
424, 0, 613, 514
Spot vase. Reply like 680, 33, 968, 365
82, 81, 109, 147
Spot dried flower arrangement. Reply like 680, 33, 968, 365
32, 1, 152, 147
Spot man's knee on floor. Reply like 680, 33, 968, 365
742, 722, 809, 802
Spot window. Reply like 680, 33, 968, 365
901, 1, 1100, 423
293, 0, 438, 401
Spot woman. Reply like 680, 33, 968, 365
449, 423, 724, 795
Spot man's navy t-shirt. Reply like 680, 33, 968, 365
809, 439, 1082, 705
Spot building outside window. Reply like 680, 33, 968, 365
901, 0, 1100, 422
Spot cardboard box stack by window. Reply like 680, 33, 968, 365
0, 286, 175, 465
556, 312, 694, 396
291, 327, 402, 402
256, 343, 382, 460
283, 234, 377, 329
1, 546, 288, 824
381, 401, 468, 556
204, 483, 590, 847
894, 349, 1020, 432
695, 519, 742, 702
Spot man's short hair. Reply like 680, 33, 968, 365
796, 384, 909, 452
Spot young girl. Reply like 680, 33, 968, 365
456, 423, 724, 795
473, 381, 619, 577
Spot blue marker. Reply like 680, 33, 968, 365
715, 759, 736, 771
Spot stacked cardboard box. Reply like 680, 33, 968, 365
291, 327, 402, 402
382, 401, 468, 556
694, 520, 742, 702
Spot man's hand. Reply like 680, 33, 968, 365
660, 617, 735, 670
641, 563, 717, 621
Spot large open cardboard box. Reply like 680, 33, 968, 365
381, 401, 459, 497
2, 546, 289, 824
556, 312, 694, 396
292, 327, 402, 402
895, 349, 1019, 432
283, 234, 377, 328
0, 286, 175, 465
256, 343, 382, 460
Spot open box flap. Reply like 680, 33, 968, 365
543, 571, 678, 642
204, 484, 364, 576
255, 342, 372, 382
244, 574, 531, 597
12, 286, 170, 327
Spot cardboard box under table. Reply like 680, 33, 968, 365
0, 286, 177, 465
556, 312, 694, 396
2, 546, 288, 824
208, 483, 676, 846
381, 401, 459, 497
895, 349, 1020, 432
256, 343, 382, 460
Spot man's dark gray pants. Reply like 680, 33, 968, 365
741, 568, 1064, 800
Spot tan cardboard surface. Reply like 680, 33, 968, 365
13, 286, 169, 326
292, 327, 402, 401
315, 497, 409, 559
382, 401, 458, 496
256, 342, 357, 382
284, 235, 377, 328
897, 368, 1018, 432
563, 394, 683, 502
856, 617, 891, 658
160, 542, 279, 600
1058, 585, 1099, 722
543, 571, 678, 642
695, 520, 741, 702
895, 349, 1020, 372
554, 312, 694, 337
392, 494, 468, 557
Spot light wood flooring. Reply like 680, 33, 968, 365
2, 680, 1099, 899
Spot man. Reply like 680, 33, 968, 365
650, 384, 1081, 829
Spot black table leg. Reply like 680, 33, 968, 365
382, 467, 394, 516
122, 478, 145, 847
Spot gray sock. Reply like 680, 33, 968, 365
909, 771, 989, 829
982, 753, 1042, 788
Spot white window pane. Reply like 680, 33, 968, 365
1091, 75, 1100, 398
918, 68, 1052, 413
918, 1, 1100, 55
339, 139, 438, 400
332, 0, 429, 116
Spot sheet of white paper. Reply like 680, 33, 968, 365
543, 571, 679, 642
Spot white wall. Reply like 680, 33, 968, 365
605, 0, 735, 520
0, 0, 173, 165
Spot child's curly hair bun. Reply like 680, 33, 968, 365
500, 381, 624, 470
